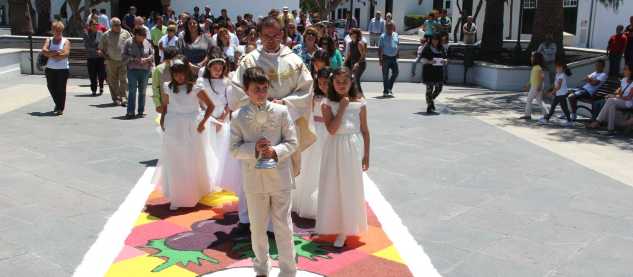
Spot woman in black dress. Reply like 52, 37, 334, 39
421, 34, 448, 113
344, 28, 367, 95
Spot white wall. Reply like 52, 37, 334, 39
452, 0, 633, 49
170, 0, 299, 20
577, 0, 633, 49
335, 0, 434, 33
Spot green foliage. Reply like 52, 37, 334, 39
146, 239, 219, 272
231, 235, 332, 261
404, 15, 427, 30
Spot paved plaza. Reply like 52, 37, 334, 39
1, 71, 633, 276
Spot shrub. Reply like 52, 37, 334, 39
404, 15, 426, 30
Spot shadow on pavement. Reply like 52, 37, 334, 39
90, 103, 119, 108
74, 94, 98, 98
28, 111, 56, 117
139, 159, 158, 167
444, 91, 633, 151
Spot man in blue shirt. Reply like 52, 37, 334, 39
368, 11, 385, 47
378, 21, 399, 97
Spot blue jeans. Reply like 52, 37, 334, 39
127, 69, 149, 115
382, 56, 399, 94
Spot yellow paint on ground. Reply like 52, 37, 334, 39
199, 190, 239, 207
105, 255, 196, 277
373, 245, 405, 264
134, 212, 160, 227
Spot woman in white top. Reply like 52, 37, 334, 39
41, 21, 71, 115
215, 28, 236, 62
588, 65, 633, 135
540, 61, 573, 126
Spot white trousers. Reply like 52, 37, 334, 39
246, 190, 297, 277
525, 86, 547, 117
237, 184, 250, 224
596, 98, 632, 130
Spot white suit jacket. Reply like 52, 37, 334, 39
230, 101, 298, 194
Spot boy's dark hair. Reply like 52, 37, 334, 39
327, 67, 358, 102
169, 55, 195, 94
314, 67, 332, 97
596, 59, 606, 67
100, 9, 106, 14
163, 46, 179, 60
555, 60, 572, 76
532, 52, 545, 67
312, 49, 331, 67
243, 67, 270, 90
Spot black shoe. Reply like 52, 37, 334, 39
137, 113, 146, 118
98, 89, 104, 96
427, 105, 433, 114
91, 91, 96, 96
230, 223, 251, 240
121, 102, 127, 107
124, 113, 135, 120
54, 110, 63, 116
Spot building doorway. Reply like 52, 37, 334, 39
385, 0, 393, 15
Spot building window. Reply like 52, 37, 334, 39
521, 0, 578, 35
445, 1, 451, 10
563, 0, 578, 8
524, 0, 536, 9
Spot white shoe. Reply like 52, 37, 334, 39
538, 117, 548, 124
334, 234, 346, 248
558, 114, 567, 120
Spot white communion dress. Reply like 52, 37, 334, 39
315, 98, 368, 235
154, 82, 218, 208
292, 95, 328, 219
193, 77, 242, 193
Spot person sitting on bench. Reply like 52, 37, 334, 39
568, 60, 608, 121
587, 65, 633, 135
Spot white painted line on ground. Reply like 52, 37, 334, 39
72, 167, 156, 277
364, 173, 442, 277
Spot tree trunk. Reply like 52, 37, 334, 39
35, 0, 51, 35
528, 0, 564, 60
480, 0, 504, 54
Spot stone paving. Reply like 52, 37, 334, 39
1, 74, 632, 276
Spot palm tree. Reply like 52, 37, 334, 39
527, 0, 564, 59
35, 0, 51, 35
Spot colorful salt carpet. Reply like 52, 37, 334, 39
103, 185, 414, 277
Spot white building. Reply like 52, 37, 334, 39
451, 0, 633, 49
332, 0, 450, 33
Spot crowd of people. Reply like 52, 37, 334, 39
41, 6, 377, 277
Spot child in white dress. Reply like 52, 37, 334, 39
316, 67, 371, 248
193, 48, 242, 194
157, 58, 218, 210
292, 67, 331, 219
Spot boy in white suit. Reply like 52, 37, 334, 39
230, 67, 298, 277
